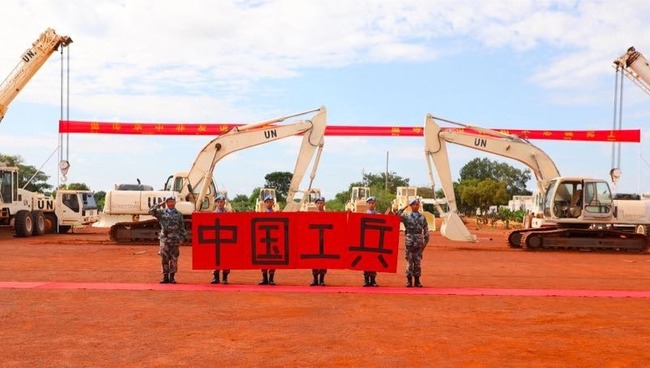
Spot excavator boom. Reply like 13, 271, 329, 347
107, 106, 327, 243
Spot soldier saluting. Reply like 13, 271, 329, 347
149, 196, 187, 284
394, 198, 429, 287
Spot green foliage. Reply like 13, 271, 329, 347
0, 153, 52, 194
58, 182, 90, 190
94, 191, 106, 211
264, 171, 292, 203
458, 178, 509, 213
459, 157, 532, 197
231, 194, 254, 212
352, 171, 410, 193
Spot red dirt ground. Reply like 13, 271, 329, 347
1, 225, 649, 367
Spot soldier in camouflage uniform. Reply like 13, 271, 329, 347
310, 196, 328, 286
362, 196, 379, 287
395, 198, 429, 287
211, 194, 231, 284
259, 195, 277, 285
149, 196, 187, 284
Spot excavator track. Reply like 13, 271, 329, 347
507, 227, 559, 248
519, 228, 648, 252
109, 218, 193, 244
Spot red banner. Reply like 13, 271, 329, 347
59, 120, 640, 142
192, 212, 400, 272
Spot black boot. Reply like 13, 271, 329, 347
169, 273, 177, 284
310, 273, 319, 286
268, 272, 276, 286
222, 271, 229, 285
211, 270, 220, 284
363, 275, 370, 287
406, 275, 413, 288
370, 276, 378, 287
414, 276, 423, 288
319, 273, 326, 286
259, 271, 269, 285
160, 274, 170, 284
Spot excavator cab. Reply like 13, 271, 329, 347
544, 178, 613, 220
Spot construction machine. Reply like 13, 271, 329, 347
300, 188, 323, 212
424, 114, 649, 252
0, 162, 98, 236
255, 188, 280, 212
106, 106, 327, 242
391, 186, 436, 231
1, 28, 72, 122
345, 186, 370, 213
613, 46, 650, 96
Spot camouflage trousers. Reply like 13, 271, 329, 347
160, 240, 180, 274
405, 234, 425, 277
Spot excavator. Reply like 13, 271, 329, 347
106, 106, 327, 242
1, 28, 72, 122
424, 114, 649, 252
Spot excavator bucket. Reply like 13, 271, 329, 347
440, 212, 478, 242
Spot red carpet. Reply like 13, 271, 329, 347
0, 281, 648, 298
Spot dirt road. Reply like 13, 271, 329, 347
1, 227, 649, 367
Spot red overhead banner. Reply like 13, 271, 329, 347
192, 212, 400, 272
59, 120, 641, 142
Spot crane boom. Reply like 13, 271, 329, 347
613, 46, 650, 96
0, 28, 72, 122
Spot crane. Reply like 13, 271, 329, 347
0, 28, 72, 122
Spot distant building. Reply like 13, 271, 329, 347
508, 195, 534, 212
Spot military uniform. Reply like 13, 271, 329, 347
260, 195, 277, 285
310, 196, 328, 286
149, 196, 186, 284
363, 196, 379, 287
211, 194, 231, 284
396, 198, 429, 287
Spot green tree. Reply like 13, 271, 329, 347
231, 194, 253, 212
94, 190, 106, 211
58, 182, 90, 190
264, 171, 293, 203
459, 178, 509, 214
0, 153, 53, 194
354, 171, 410, 193
459, 157, 532, 197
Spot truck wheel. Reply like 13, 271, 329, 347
44, 213, 58, 234
14, 210, 34, 237
31, 210, 46, 236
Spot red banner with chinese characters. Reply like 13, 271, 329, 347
192, 212, 400, 272
58, 120, 640, 142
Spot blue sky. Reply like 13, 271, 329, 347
1, 0, 650, 200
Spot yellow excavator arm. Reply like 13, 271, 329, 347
0, 28, 72, 122
423, 114, 561, 242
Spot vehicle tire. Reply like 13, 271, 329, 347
44, 213, 58, 234
14, 210, 33, 237
31, 210, 46, 236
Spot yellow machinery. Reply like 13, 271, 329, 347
345, 186, 370, 213
391, 186, 436, 231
